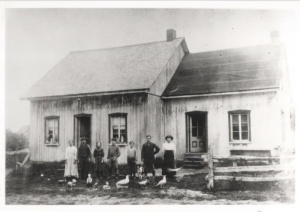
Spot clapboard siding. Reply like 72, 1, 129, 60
30, 93, 148, 163
164, 91, 283, 159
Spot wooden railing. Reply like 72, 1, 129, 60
206, 145, 295, 189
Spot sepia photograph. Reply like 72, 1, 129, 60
2, 2, 298, 207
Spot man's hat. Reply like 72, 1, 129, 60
146, 135, 151, 139
165, 135, 174, 140
80, 137, 87, 141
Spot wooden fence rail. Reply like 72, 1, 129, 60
206, 145, 295, 189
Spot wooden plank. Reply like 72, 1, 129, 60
207, 145, 214, 190
213, 155, 294, 161
214, 165, 294, 173
214, 175, 294, 182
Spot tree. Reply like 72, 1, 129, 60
6, 129, 29, 151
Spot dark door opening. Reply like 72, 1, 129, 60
186, 112, 207, 153
74, 114, 91, 147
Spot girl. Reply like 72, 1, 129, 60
93, 142, 105, 179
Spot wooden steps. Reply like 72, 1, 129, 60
183, 153, 207, 168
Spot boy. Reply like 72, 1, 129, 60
127, 141, 137, 179
107, 138, 121, 179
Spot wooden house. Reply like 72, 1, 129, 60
22, 29, 293, 165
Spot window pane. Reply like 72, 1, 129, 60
232, 114, 239, 123
111, 117, 119, 125
192, 118, 197, 127
241, 114, 248, 123
241, 124, 248, 132
120, 117, 125, 125
192, 127, 197, 136
233, 132, 240, 140
242, 132, 249, 140
232, 124, 239, 132
198, 127, 204, 136
46, 118, 59, 144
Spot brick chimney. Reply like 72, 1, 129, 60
167, 29, 176, 42
270, 30, 280, 44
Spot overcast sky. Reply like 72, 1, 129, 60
5, 8, 296, 132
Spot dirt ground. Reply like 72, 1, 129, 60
5, 167, 295, 205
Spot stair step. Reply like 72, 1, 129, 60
185, 157, 204, 161
184, 160, 204, 164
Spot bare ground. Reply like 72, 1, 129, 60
5, 169, 295, 205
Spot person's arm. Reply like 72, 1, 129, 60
117, 146, 121, 158
153, 143, 160, 155
93, 149, 95, 158
107, 148, 110, 159
141, 145, 144, 161
173, 143, 176, 160
134, 148, 137, 161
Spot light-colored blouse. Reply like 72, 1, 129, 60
65, 146, 77, 160
162, 142, 176, 158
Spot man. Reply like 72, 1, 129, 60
141, 135, 160, 177
77, 137, 92, 179
107, 138, 121, 179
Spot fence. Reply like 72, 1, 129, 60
206, 145, 295, 190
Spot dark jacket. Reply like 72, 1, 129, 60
78, 143, 91, 159
93, 147, 104, 158
107, 145, 121, 159
141, 141, 160, 162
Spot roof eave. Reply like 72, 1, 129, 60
21, 88, 150, 101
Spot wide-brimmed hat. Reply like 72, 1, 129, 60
165, 135, 174, 140
146, 135, 151, 139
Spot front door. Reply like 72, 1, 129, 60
74, 115, 92, 147
187, 112, 207, 153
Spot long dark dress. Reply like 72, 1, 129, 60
162, 150, 176, 177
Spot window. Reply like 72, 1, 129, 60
45, 116, 59, 145
229, 111, 250, 142
109, 113, 127, 144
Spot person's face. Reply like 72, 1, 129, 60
130, 143, 134, 148
82, 140, 86, 145
167, 138, 171, 143
112, 141, 116, 146
96, 143, 101, 147
69, 141, 73, 146
146, 138, 151, 142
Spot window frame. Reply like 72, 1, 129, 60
108, 113, 128, 145
228, 110, 251, 143
44, 115, 60, 146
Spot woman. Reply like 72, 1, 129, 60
162, 135, 176, 178
64, 140, 79, 181
93, 142, 105, 179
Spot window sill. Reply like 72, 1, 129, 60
108, 143, 128, 147
45, 143, 60, 146
229, 141, 251, 144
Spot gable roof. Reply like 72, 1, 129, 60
163, 44, 284, 97
22, 38, 186, 99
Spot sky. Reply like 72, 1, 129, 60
5, 8, 297, 132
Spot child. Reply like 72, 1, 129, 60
127, 141, 137, 179
93, 142, 105, 179
107, 138, 121, 179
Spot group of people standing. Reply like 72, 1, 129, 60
64, 135, 177, 181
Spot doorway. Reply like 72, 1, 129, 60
186, 112, 207, 153
74, 114, 92, 147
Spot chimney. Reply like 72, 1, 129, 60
167, 29, 176, 42
270, 30, 280, 44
